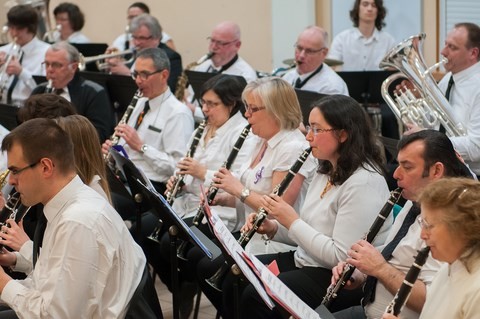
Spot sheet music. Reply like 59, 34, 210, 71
242, 252, 321, 319
204, 203, 274, 309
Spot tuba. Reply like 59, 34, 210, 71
380, 33, 466, 137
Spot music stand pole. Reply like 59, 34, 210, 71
169, 225, 180, 319
232, 263, 241, 319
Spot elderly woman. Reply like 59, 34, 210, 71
383, 177, 480, 319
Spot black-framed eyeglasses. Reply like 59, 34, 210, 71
244, 105, 266, 114
294, 44, 326, 55
8, 161, 40, 176
200, 99, 222, 109
306, 125, 336, 136
207, 37, 238, 47
131, 69, 163, 80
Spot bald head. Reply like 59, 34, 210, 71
209, 21, 242, 67
295, 26, 329, 75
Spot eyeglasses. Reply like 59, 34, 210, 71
200, 99, 222, 109
131, 35, 153, 41
42, 61, 67, 70
417, 215, 435, 231
294, 44, 326, 56
207, 37, 238, 47
131, 69, 163, 80
8, 161, 40, 176
244, 105, 266, 114
306, 125, 336, 136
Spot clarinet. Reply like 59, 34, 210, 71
105, 89, 143, 162
322, 187, 403, 308
237, 147, 312, 247
45, 79, 53, 93
385, 246, 430, 315
205, 147, 312, 292
165, 120, 207, 205
191, 124, 251, 227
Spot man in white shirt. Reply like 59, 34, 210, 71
0, 118, 155, 318
282, 26, 349, 95
436, 22, 480, 177
0, 5, 50, 106
102, 47, 194, 193
332, 130, 472, 319
328, 0, 395, 71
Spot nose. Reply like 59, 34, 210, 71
420, 227, 428, 240
392, 166, 401, 180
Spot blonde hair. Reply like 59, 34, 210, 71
55, 115, 111, 203
242, 77, 302, 130
418, 177, 480, 271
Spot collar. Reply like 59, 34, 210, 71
266, 129, 298, 149
297, 63, 324, 80
354, 27, 380, 41
450, 61, 480, 83
20, 36, 39, 54
148, 88, 173, 109
43, 175, 83, 223
215, 111, 244, 137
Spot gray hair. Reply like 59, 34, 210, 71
49, 41, 80, 63
130, 13, 163, 41
136, 47, 170, 72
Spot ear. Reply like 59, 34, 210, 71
70, 62, 79, 72
161, 69, 170, 82
338, 129, 348, 143
39, 157, 55, 178
431, 162, 445, 179
235, 40, 241, 49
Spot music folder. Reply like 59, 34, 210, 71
294, 89, 327, 126
134, 178, 219, 260
379, 136, 399, 160
337, 70, 396, 105
71, 43, 109, 72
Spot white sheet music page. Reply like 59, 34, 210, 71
243, 252, 321, 319
203, 201, 274, 309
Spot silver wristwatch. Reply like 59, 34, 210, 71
240, 187, 250, 203
140, 144, 148, 154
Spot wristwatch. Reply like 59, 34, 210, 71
140, 144, 148, 154
240, 187, 250, 203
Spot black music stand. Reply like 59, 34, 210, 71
33, 75, 46, 86
0, 103, 18, 130
71, 43, 109, 72
294, 89, 327, 126
133, 178, 220, 319
185, 70, 247, 104
337, 70, 396, 104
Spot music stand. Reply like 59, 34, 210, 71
294, 89, 327, 126
0, 103, 18, 130
71, 43, 109, 72
33, 75, 46, 86
185, 70, 247, 103
379, 136, 399, 160
133, 178, 220, 319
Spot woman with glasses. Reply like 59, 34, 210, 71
52, 2, 90, 43
234, 94, 391, 319
383, 177, 480, 319
146, 74, 256, 308
196, 77, 317, 318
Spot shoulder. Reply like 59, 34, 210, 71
159, 43, 181, 60
80, 78, 107, 93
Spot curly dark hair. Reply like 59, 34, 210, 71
349, 0, 387, 31
54, 2, 85, 31
313, 95, 385, 185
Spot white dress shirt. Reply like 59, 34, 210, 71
52, 30, 90, 43
438, 62, 480, 175
172, 112, 258, 232
328, 27, 396, 71
282, 63, 349, 95
121, 89, 194, 183
0, 37, 50, 106
273, 164, 391, 269
365, 201, 442, 319
2, 176, 146, 318
237, 129, 317, 255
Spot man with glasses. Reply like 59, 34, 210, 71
107, 13, 182, 93
282, 26, 348, 95
0, 5, 50, 106
102, 47, 193, 194
331, 130, 472, 319
31, 41, 114, 142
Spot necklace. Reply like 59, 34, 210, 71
320, 178, 333, 199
